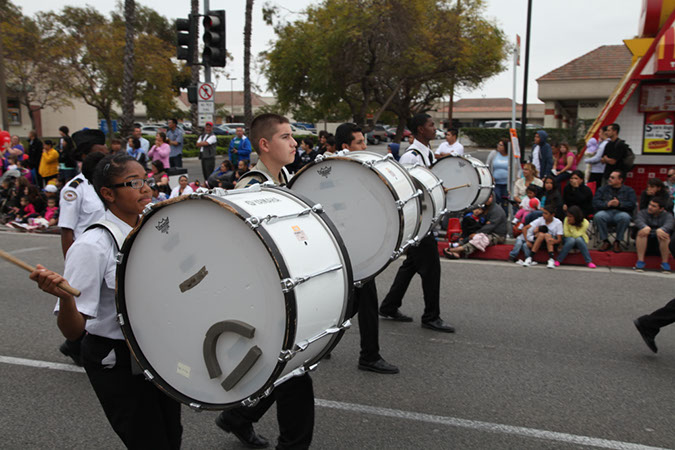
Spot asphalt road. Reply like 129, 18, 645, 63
1, 230, 674, 449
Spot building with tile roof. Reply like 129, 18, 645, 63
432, 98, 544, 128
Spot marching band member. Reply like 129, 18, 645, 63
30, 153, 182, 448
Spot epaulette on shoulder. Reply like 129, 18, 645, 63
68, 179, 82, 189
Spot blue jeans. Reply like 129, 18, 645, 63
593, 209, 631, 242
494, 183, 509, 216
509, 235, 531, 259
557, 236, 592, 264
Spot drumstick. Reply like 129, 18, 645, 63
0, 248, 81, 297
443, 183, 470, 193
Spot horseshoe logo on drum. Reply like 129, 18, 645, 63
203, 320, 263, 391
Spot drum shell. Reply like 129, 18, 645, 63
116, 187, 352, 410
404, 164, 445, 241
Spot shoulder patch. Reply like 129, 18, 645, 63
68, 179, 82, 189
64, 190, 78, 202
245, 178, 262, 187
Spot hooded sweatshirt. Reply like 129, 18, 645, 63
535, 130, 553, 178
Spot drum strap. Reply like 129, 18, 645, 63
85, 220, 126, 251
407, 148, 434, 167
242, 167, 290, 186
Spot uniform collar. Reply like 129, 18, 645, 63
104, 209, 134, 235
254, 159, 285, 185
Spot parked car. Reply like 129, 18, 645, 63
214, 125, 231, 135
141, 125, 162, 135
386, 127, 412, 140
482, 120, 539, 129
292, 122, 317, 133
366, 125, 390, 144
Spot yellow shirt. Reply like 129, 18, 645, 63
39, 148, 59, 178
563, 217, 589, 243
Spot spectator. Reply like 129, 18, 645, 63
552, 142, 577, 184
526, 175, 563, 223
196, 122, 218, 181
126, 126, 150, 155
325, 135, 336, 156
592, 170, 636, 252
27, 130, 43, 187
148, 160, 171, 196
26, 184, 46, 216
228, 126, 252, 166
169, 175, 193, 198
207, 160, 235, 188
513, 184, 540, 226
237, 159, 250, 172
531, 130, 553, 178
512, 162, 543, 204
16, 158, 32, 184
6, 154, 18, 170
584, 126, 609, 186
126, 137, 147, 170
6, 135, 24, 157
316, 131, 329, 154
459, 207, 486, 241
58, 126, 77, 182
299, 137, 317, 167
435, 128, 463, 157
633, 197, 673, 272
555, 205, 595, 268
166, 118, 184, 168
516, 205, 563, 268
639, 177, 673, 213
39, 140, 59, 186
443, 194, 507, 259
148, 132, 170, 169
110, 138, 124, 154
150, 185, 168, 204
486, 138, 510, 215
13, 195, 37, 223
563, 170, 593, 218
43, 196, 59, 226
602, 123, 632, 181
667, 166, 675, 200
43, 183, 59, 202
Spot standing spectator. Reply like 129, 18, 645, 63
228, 127, 252, 166
633, 197, 673, 272
444, 194, 507, 259
39, 140, 59, 186
602, 123, 632, 181
387, 142, 400, 161
552, 142, 577, 184
316, 131, 329, 154
563, 170, 594, 218
27, 130, 43, 187
666, 166, 675, 200
110, 138, 124, 154
6, 135, 24, 157
126, 137, 147, 170
512, 163, 543, 204
126, 126, 150, 155
516, 205, 563, 268
584, 126, 609, 186
555, 205, 595, 268
196, 122, 217, 181
486, 138, 510, 215
531, 130, 553, 178
435, 128, 463, 157
593, 170, 636, 252
166, 118, 184, 168
148, 132, 171, 170
58, 126, 78, 182
639, 177, 673, 213
170, 175, 194, 199
298, 137, 317, 167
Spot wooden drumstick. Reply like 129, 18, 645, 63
443, 183, 470, 193
0, 249, 81, 297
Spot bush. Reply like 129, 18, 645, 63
461, 127, 577, 148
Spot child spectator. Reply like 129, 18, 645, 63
127, 137, 148, 170
555, 205, 595, 268
387, 143, 401, 161
562, 170, 594, 218
7, 154, 18, 170
44, 196, 60, 226
16, 158, 33, 184
150, 185, 168, 204
516, 205, 563, 268
39, 140, 59, 186
15, 195, 36, 222
514, 184, 540, 225
449, 207, 485, 250
639, 177, 673, 213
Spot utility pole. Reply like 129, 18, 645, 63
0, 34, 10, 131
519, 0, 532, 159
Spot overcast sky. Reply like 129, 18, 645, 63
23, 0, 641, 105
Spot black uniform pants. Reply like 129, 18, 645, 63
81, 334, 182, 450
380, 234, 441, 323
221, 373, 314, 449
639, 298, 675, 336
201, 157, 215, 182
352, 279, 381, 363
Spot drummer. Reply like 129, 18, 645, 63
333, 122, 400, 375
379, 113, 456, 333
216, 113, 314, 449
29, 153, 183, 448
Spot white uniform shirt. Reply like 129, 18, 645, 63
57, 173, 105, 239
435, 141, 464, 156
398, 139, 435, 168
54, 210, 132, 340
169, 184, 194, 199
526, 216, 563, 242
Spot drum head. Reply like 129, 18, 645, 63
431, 156, 480, 212
289, 159, 400, 282
118, 198, 290, 408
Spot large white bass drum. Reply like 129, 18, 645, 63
431, 155, 494, 212
288, 151, 422, 283
403, 163, 446, 240
116, 185, 353, 410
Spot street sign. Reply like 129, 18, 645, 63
197, 81, 215, 127
198, 82, 215, 101
198, 114, 214, 127
509, 128, 521, 158
198, 102, 215, 114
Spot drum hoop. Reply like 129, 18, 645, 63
116, 193, 295, 410
407, 165, 443, 220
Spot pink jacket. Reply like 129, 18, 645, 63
148, 143, 170, 169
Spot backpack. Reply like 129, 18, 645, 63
622, 144, 635, 171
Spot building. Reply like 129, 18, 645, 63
433, 98, 544, 128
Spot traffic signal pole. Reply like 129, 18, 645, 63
204, 0, 211, 84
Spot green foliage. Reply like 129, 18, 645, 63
461, 127, 577, 149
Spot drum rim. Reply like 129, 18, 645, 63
288, 152, 421, 283
431, 155, 493, 213
116, 193, 296, 410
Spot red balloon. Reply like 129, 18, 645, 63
0, 130, 9, 140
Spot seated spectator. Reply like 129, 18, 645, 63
127, 137, 148, 170
38, 140, 59, 186
552, 142, 577, 184
207, 160, 235, 188
563, 170, 593, 218
6, 154, 18, 170
639, 177, 673, 213
443, 194, 507, 259
387, 143, 400, 161
148, 160, 171, 196
237, 159, 250, 172
513, 184, 540, 226
459, 207, 486, 241
43, 196, 59, 226
26, 184, 46, 216
633, 197, 673, 272
592, 170, 636, 253
512, 163, 543, 205
525, 175, 563, 223
148, 132, 171, 169
16, 158, 32, 184
14, 195, 37, 223
515, 205, 563, 268
555, 205, 595, 268
150, 185, 169, 204
169, 175, 194, 198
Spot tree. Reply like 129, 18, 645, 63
120, 0, 136, 137
243, 0, 254, 129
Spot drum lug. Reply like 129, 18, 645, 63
142, 203, 154, 215
188, 402, 203, 411
314, 154, 325, 163
280, 265, 342, 293
114, 251, 124, 265
245, 216, 262, 229
143, 369, 154, 381
116, 313, 125, 326
278, 320, 352, 363
396, 189, 423, 209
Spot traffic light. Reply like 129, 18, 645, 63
176, 14, 197, 64
202, 10, 226, 67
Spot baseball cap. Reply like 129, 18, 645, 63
205, 121, 213, 126
44, 185, 58, 193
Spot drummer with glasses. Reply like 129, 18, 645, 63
216, 113, 314, 450
379, 113, 456, 333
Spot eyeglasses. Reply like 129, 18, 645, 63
110, 178, 156, 189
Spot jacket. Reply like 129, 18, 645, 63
592, 184, 636, 213
536, 130, 553, 177
635, 209, 674, 233
39, 148, 59, 178
563, 184, 594, 217
477, 202, 507, 237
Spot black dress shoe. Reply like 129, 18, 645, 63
358, 357, 399, 374
633, 318, 658, 354
421, 318, 455, 333
379, 308, 413, 322
215, 412, 270, 448
59, 341, 83, 366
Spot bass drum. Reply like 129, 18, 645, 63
431, 155, 494, 212
403, 164, 446, 240
116, 185, 353, 410
288, 151, 422, 283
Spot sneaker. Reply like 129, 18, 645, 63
587, 262, 597, 269
522, 257, 532, 267
512, 217, 519, 224
554, 260, 560, 267
661, 262, 671, 273
515, 259, 525, 265
547, 258, 555, 269
633, 260, 646, 272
